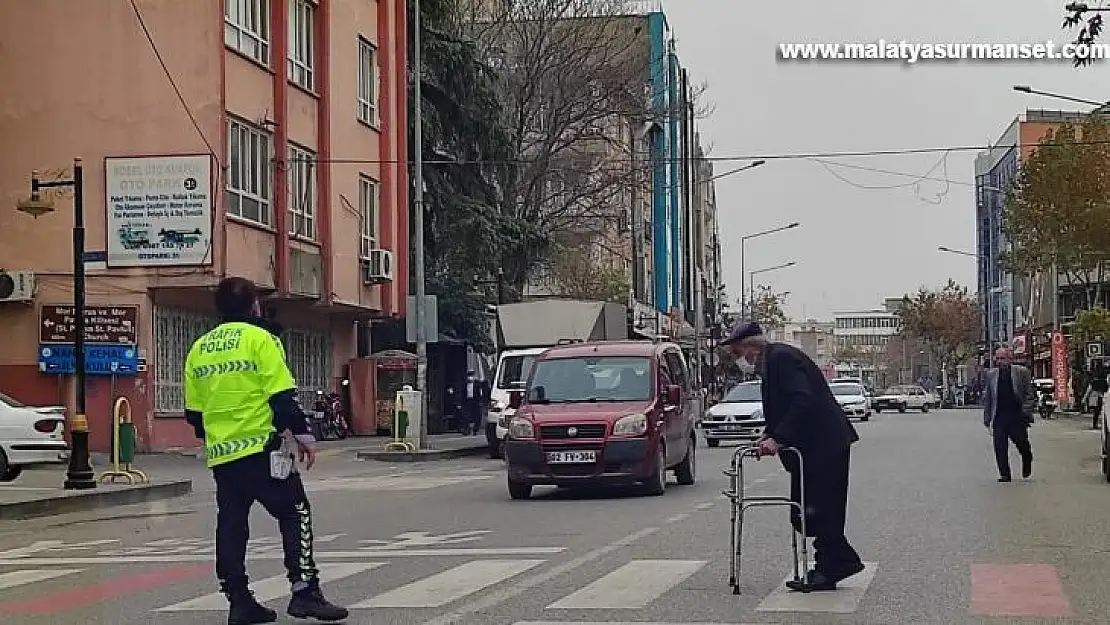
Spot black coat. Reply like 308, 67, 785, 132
759, 342, 859, 464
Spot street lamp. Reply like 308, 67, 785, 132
740, 221, 800, 317
1012, 84, 1106, 108
748, 261, 796, 321
937, 245, 995, 367
706, 159, 766, 184
15, 159, 97, 490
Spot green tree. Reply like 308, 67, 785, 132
898, 280, 981, 376
1072, 307, 1110, 342
1063, 3, 1104, 64
749, 284, 787, 329
1003, 116, 1110, 309
412, 0, 543, 348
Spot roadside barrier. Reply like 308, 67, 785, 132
97, 397, 150, 484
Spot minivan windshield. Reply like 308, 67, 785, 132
721, 383, 760, 403
498, 354, 538, 389
528, 356, 652, 403
830, 384, 864, 396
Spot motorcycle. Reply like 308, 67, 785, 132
1034, 378, 1056, 420
311, 380, 350, 440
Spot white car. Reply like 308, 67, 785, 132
700, 381, 765, 447
873, 385, 931, 413
830, 382, 871, 421
0, 391, 69, 482
486, 348, 545, 459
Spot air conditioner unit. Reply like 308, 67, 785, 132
363, 249, 394, 285
0, 271, 35, 303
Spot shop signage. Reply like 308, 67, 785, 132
1051, 332, 1069, 403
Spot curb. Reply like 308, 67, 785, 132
0, 479, 193, 521
356, 444, 489, 463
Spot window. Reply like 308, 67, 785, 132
227, 118, 273, 225
357, 37, 378, 124
225, 0, 270, 64
288, 144, 316, 239
282, 327, 333, 408
358, 175, 378, 258
154, 307, 218, 413
288, 0, 315, 90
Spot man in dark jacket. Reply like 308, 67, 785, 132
723, 322, 864, 592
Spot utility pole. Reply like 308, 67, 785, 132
411, 0, 429, 449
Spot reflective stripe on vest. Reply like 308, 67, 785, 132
206, 433, 271, 463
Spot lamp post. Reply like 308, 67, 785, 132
748, 261, 796, 322
411, 0, 430, 449
740, 222, 800, 317
16, 159, 96, 490
1013, 84, 1107, 108
937, 245, 993, 367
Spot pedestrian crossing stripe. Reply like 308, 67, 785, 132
0, 558, 881, 614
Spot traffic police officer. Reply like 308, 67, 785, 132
184, 277, 348, 625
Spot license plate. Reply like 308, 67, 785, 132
546, 450, 597, 464
721, 424, 741, 432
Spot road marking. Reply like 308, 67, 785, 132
693, 502, 715, 510
755, 562, 877, 613
156, 562, 381, 611
0, 569, 82, 590
420, 526, 659, 625
0, 546, 565, 566
0, 564, 209, 615
547, 560, 706, 609
353, 559, 544, 608
970, 563, 1074, 618
665, 513, 689, 523
514, 622, 762, 625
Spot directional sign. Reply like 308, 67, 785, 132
39, 305, 138, 344
38, 344, 139, 376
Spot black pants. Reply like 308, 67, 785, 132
1093, 397, 1103, 429
213, 451, 319, 592
992, 421, 1033, 479
786, 449, 862, 575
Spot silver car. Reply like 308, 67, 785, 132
701, 381, 765, 447
830, 382, 871, 421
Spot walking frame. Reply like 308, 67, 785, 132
722, 444, 809, 594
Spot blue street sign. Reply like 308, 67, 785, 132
38, 344, 139, 376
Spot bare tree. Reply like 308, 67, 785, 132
453, 0, 706, 291
538, 237, 631, 302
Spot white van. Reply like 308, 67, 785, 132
485, 347, 547, 458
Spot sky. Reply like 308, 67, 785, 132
662, 0, 1103, 320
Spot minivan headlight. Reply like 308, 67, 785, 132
508, 417, 535, 439
613, 413, 648, 436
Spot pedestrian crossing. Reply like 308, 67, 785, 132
0, 557, 885, 616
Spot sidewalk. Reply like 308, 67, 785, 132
0, 465, 191, 521
356, 433, 488, 462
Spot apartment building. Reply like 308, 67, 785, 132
0, 0, 408, 451
832, 309, 899, 384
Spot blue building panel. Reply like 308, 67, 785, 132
648, 11, 670, 312
667, 47, 682, 309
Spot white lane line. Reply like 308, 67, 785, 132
755, 562, 878, 613
420, 527, 659, 625
352, 559, 544, 608
0, 546, 566, 566
0, 569, 83, 590
665, 513, 689, 523
693, 502, 715, 510
155, 562, 382, 611
546, 560, 706, 609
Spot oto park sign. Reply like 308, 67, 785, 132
37, 305, 139, 376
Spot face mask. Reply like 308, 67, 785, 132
737, 357, 756, 375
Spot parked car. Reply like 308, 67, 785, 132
873, 385, 931, 413
0, 391, 69, 482
700, 381, 764, 447
830, 382, 871, 421
486, 348, 545, 458
503, 340, 697, 499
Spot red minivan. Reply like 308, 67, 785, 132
502, 340, 697, 499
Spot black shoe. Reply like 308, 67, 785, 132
1022, 457, 1032, 479
288, 584, 349, 622
227, 591, 278, 625
785, 570, 838, 592
827, 560, 865, 583
998, 476, 1012, 482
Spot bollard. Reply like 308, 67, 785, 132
98, 397, 149, 485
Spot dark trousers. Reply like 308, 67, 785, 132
1094, 398, 1103, 429
213, 451, 319, 593
787, 449, 862, 575
992, 420, 1033, 479
463, 400, 481, 434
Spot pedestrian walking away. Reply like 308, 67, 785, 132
982, 347, 1035, 483
184, 276, 349, 625
721, 321, 864, 592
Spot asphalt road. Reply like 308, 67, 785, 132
0, 409, 1106, 625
